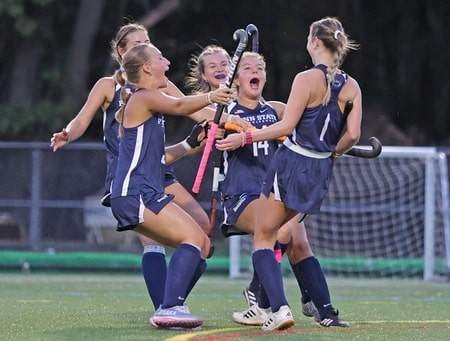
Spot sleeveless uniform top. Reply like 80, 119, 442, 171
262, 64, 349, 214
103, 82, 121, 157
102, 82, 121, 194
287, 64, 348, 153
221, 101, 279, 197
111, 111, 166, 199
102, 81, 176, 196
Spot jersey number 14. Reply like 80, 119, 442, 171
252, 140, 269, 157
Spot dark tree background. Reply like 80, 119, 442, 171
0, 0, 448, 145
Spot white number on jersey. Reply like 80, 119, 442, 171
252, 140, 269, 157
252, 125, 270, 157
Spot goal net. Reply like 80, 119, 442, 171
228, 147, 450, 281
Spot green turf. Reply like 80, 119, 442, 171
1, 273, 450, 340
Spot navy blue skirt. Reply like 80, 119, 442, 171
111, 191, 174, 231
262, 145, 334, 214
222, 193, 260, 226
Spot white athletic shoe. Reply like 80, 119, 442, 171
243, 287, 258, 307
149, 305, 192, 328
149, 316, 159, 328
150, 305, 202, 329
261, 305, 295, 332
232, 305, 270, 326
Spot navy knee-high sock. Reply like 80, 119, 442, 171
293, 256, 331, 318
248, 270, 260, 294
257, 241, 289, 309
290, 261, 312, 303
141, 246, 167, 310
257, 283, 270, 309
185, 258, 207, 299
252, 249, 288, 312
162, 243, 202, 309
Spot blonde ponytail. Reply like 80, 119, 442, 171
309, 17, 358, 104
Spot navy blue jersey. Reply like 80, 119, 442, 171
102, 81, 124, 195
103, 82, 121, 158
111, 112, 166, 198
262, 65, 350, 214
221, 101, 279, 197
101, 81, 173, 197
288, 64, 348, 152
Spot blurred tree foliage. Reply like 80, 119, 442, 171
0, 0, 448, 144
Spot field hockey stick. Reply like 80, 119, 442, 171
346, 137, 382, 158
192, 28, 249, 194
246, 24, 259, 52
341, 100, 383, 158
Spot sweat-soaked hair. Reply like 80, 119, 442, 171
309, 17, 358, 104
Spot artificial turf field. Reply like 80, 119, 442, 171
2, 273, 450, 340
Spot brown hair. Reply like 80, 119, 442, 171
110, 23, 148, 86
185, 45, 230, 94
310, 17, 358, 104
115, 44, 153, 135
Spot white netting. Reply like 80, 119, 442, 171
229, 148, 450, 280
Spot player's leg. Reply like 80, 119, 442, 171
222, 195, 272, 323
275, 223, 291, 262
230, 200, 272, 325
137, 234, 167, 312
165, 181, 211, 254
288, 221, 349, 327
234, 200, 261, 307
282, 219, 318, 319
134, 201, 209, 329
165, 181, 210, 235
164, 181, 210, 301
252, 193, 295, 331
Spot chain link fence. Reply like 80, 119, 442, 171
0, 141, 218, 253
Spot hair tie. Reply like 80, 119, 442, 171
334, 30, 342, 40
119, 64, 125, 72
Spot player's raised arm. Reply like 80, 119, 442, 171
50, 77, 114, 151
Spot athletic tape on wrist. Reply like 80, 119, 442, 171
181, 139, 193, 151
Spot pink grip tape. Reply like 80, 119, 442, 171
192, 123, 219, 193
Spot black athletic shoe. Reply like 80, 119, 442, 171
319, 308, 349, 327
